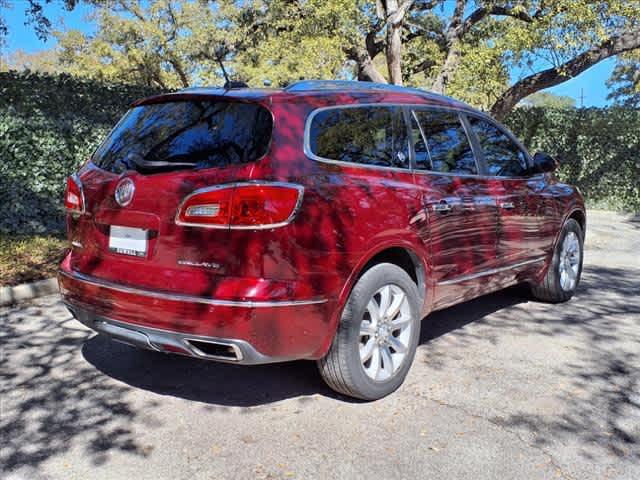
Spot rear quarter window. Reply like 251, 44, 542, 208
307, 106, 409, 169
93, 100, 273, 174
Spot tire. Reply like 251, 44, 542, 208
531, 218, 584, 303
318, 263, 421, 400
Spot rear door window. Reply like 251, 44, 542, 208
467, 116, 529, 177
93, 100, 273, 174
308, 106, 409, 169
411, 109, 477, 175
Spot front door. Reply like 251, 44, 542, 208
464, 115, 552, 265
408, 107, 499, 309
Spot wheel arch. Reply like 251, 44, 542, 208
568, 208, 586, 235
356, 247, 426, 302
312, 241, 430, 359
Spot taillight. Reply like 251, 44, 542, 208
64, 175, 85, 213
176, 182, 303, 229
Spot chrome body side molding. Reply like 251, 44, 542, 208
437, 256, 547, 286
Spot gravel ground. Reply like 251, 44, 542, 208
1, 210, 639, 480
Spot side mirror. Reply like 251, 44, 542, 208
531, 152, 559, 174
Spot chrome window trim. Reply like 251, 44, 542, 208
304, 103, 416, 173
60, 269, 327, 307
462, 111, 533, 176
410, 169, 546, 181
174, 181, 305, 230
304, 102, 540, 180
436, 256, 547, 286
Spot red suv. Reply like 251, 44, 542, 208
59, 80, 586, 400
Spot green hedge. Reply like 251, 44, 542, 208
0, 71, 162, 234
504, 107, 640, 212
0, 71, 638, 235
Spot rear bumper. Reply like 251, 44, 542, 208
59, 264, 334, 362
65, 303, 283, 364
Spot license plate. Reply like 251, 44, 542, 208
108, 225, 148, 257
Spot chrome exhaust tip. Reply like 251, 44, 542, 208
184, 338, 244, 361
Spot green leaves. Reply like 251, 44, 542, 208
0, 69, 637, 239
505, 107, 640, 212
0, 71, 162, 235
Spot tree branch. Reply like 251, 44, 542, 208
448, 0, 467, 33
405, 58, 437, 77
365, 26, 385, 59
460, 5, 535, 36
388, 0, 416, 26
491, 26, 640, 118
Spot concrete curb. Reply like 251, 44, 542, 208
0, 278, 58, 307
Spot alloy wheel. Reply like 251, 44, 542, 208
559, 231, 581, 291
359, 284, 413, 381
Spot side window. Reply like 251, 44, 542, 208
309, 106, 409, 169
468, 117, 528, 177
412, 109, 477, 175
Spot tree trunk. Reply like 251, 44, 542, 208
385, 0, 403, 85
430, 0, 466, 94
431, 43, 460, 94
491, 27, 640, 119
386, 23, 403, 85
349, 46, 387, 83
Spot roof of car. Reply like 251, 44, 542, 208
283, 80, 460, 102
134, 79, 470, 110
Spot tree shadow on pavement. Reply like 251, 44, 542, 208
3, 261, 637, 472
417, 263, 640, 462
490, 264, 640, 461
0, 297, 155, 472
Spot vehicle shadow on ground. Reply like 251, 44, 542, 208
81, 286, 529, 409
82, 335, 337, 405
2, 263, 637, 472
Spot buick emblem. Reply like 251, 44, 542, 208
115, 178, 135, 207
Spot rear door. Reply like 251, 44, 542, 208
408, 107, 498, 308
305, 103, 426, 271
464, 114, 553, 264
68, 98, 273, 295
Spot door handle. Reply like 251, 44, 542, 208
499, 201, 515, 210
432, 203, 452, 213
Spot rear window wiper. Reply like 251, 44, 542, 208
133, 158, 197, 168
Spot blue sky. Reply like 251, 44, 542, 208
2, 1, 616, 107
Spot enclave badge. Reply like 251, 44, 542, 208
115, 177, 135, 207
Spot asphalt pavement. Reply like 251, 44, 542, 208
1, 210, 639, 479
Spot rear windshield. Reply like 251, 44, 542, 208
92, 100, 273, 174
